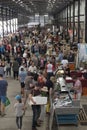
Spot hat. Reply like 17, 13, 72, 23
15, 95, 21, 100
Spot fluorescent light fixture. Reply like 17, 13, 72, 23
44, 14, 48, 17
35, 14, 39, 17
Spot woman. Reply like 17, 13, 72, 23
72, 76, 82, 100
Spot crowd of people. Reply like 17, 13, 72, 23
0, 26, 83, 130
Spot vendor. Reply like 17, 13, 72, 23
64, 63, 70, 77
71, 76, 82, 100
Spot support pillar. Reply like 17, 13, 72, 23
1, 7, 4, 38
78, 0, 80, 43
6, 8, 8, 34
9, 9, 11, 33
85, 0, 87, 43
69, 3, 71, 28
67, 5, 68, 34
73, 0, 75, 42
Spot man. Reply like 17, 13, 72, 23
24, 72, 34, 106
28, 61, 37, 74
18, 67, 27, 96
0, 74, 8, 116
29, 83, 41, 130
12, 58, 19, 80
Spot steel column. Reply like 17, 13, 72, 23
78, 0, 80, 43
9, 9, 11, 33
73, 0, 75, 42
67, 5, 68, 34
69, 3, 71, 28
1, 7, 4, 37
85, 0, 87, 43
6, 8, 8, 34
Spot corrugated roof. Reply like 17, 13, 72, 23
0, 0, 73, 16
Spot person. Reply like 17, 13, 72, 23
29, 83, 41, 130
67, 50, 75, 62
18, 67, 27, 96
28, 61, 37, 74
61, 56, 68, 68
0, 62, 4, 77
14, 95, 24, 130
12, 58, 19, 80
0, 74, 8, 116
46, 60, 54, 80
64, 63, 70, 77
71, 76, 82, 100
45, 76, 55, 114
24, 72, 34, 107
5, 61, 11, 77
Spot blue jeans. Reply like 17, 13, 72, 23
32, 105, 41, 128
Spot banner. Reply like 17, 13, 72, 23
78, 44, 87, 62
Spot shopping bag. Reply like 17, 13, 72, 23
5, 97, 10, 107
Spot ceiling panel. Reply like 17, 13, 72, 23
0, 0, 73, 16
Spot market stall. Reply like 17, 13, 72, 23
49, 68, 81, 130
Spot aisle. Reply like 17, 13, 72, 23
0, 77, 47, 130
0, 78, 32, 130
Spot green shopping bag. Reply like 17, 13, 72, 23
5, 97, 11, 107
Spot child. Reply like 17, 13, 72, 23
14, 95, 24, 130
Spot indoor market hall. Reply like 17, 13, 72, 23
0, 0, 87, 130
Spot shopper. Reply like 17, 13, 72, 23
14, 95, 24, 130
24, 72, 34, 106
12, 58, 19, 80
0, 74, 8, 116
18, 67, 27, 96
29, 83, 41, 130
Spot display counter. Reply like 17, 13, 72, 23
49, 94, 80, 130
54, 99, 80, 125
49, 76, 81, 130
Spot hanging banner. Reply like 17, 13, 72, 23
78, 44, 87, 62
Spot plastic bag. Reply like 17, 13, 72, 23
5, 97, 10, 107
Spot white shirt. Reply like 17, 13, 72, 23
19, 66, 26, 73
14, 46, 16, 53
14, 102, 24, 117
61, 59, 68, 67
46, 63, 53, 73
28, 66, 37, 73
23, 52, 27, 58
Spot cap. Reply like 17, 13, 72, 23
15, 95, 21, 100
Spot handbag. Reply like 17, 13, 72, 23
5, 97, 11, 107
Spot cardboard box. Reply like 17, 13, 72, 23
29, 96, 47, 105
